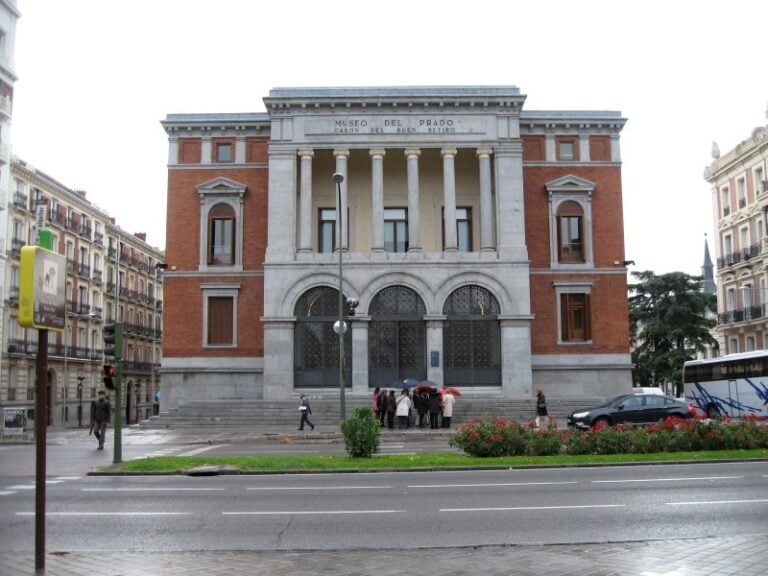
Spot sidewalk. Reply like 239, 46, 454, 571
1, 536, 766, 576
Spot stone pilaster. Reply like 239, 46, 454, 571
334, 149, 350, 249
442, 148, 458, 252
477, 147, 494, 252
405, 148, 422, 252
370, 148, 386, 252
297, 149, 314, 252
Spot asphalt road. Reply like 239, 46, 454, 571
1, 461, 767, 552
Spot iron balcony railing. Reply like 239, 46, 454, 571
717, 243, 761, 269
718, 305, 765, 325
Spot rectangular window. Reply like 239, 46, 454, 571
558, 215, 583, 261
207, 296, 234, 346
457, 208, 472, 252
558, 141, 575, 161
210, 218, 234, 264
755, 166, 765, 194
560, 293, 591, 342
721, 187, 731, 216
318, 209, 336, 253
215, 143, 232, 163
384, 208, 408, 253
738, 178, 746, 208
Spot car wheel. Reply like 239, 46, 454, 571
706, 404, 719, 418
592, 416, 611, 428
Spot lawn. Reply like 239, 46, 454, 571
102, 449, 768, 474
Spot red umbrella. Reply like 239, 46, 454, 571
414, 385, 436, 394
440, 386, 462, 397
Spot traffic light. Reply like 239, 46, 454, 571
103, 365, 116, 390
103, 323, 123, 359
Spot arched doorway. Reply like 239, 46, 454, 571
368, 286, 426, 387
294, 286, 351, 388
443, 285, 501, 386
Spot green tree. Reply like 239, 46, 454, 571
629, 271, 718, 396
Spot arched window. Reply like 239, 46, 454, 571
443, 285, 501, 387
368, 286, 426, 387
208, 203, 235, 265
557, 201, 584, 263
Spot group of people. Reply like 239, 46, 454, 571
372, 387, 455, 430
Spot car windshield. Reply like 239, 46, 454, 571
602, 395, 633, 407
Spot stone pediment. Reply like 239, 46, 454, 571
196, 177, 247, 197
545, 175, 596, 192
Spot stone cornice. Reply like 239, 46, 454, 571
704, 125, 768, 183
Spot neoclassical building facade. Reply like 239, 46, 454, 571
161, 86, 632, 409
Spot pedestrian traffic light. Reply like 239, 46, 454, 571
103, 323, 123, 359
103, 365, 116, 390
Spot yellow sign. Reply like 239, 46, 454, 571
18, 245, 66, 331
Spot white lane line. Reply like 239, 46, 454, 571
667, 499, 768, 506
16, 512, 189, 516
225, 450, 325, 455
53, 476, 83, 481
409, 481, 578, 489
441, 504, 627, 512
593, 476, 743, 484
247, 486, 391, 491
223, 510, 404, 516
6, 485, 34, 490
0, 491, 16, 496
177, 445, 223, 457
82, 488, 226, 492
45, 480, 63, 485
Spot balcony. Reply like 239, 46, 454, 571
107, 247, 117, 260
93, 269, 103, 283
10, 237, 25, 254
718, 305, 766, 325
0, 94, 12, 119
78, 263, 91, 279
8, 286, 19, 302
717, 243, 760, 269
7, 338, 37, 355
12, 192, 27, 209
94, 231, 104, 245
80, 225, 92, 240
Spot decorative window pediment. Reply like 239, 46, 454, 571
197, 178, 246, 272
545, 175, 596, 195
546, 175, 595, 269
196, 177, 247, 198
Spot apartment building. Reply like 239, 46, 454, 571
706, 113, 768, 353
161, 86, 633, 409
2, 159, 165, 427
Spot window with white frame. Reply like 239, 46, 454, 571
737, 178, 746, 209
721, 187, 731, 216
729, 338, 738, 354
197, 177, 246, 272
755, 166, 766, 194
554, 281, 593, 344
202, 285, 239, 348
545, 175, 595, 268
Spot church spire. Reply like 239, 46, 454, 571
702, 234, 716, 295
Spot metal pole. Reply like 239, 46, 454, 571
333, 172, 346, 421
35, 329, 48, 575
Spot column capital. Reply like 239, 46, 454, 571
297, 148, 314, 158
333, 148, 350, 158
441, 147, 458, 157
476, 147, 493, 158
404, 148, 422, 158
369, 148, 387, 158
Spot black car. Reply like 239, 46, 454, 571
567, 393, 697, 430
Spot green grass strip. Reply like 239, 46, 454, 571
106, 449, 768, 474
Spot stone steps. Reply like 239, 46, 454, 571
142, 397, 601, 429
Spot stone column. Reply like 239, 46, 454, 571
477, 147, 494, 252
405, 149, 422, 252
297, 149, 314, 252
425, 317, 445, 385
334, 149, 350, 250
442, 148, 458, 252
370, 148, 386, 252
351, 318, 370, 396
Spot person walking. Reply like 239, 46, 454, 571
372, 387, 382, 423
415, 392, 429, 428
378, 388, 388, 427
441, 389, 455, 428
535, 388, 548, 428
90, 390, 111, 450
396, 389, 412, 429
385, 390, 396, 429
298, 394, 315, 431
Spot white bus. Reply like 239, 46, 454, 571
683, 351, 768, 418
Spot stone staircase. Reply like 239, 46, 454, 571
141, 396, 603, 429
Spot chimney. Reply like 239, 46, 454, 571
134, 232, 147, 242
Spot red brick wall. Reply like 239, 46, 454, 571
522, 136, 545, 161
178, 139, 201, 164
590, 136, 611, 161
164, 147, 269, 358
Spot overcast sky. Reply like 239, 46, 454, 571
11, 0, 768, 276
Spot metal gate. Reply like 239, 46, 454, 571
443, 285, 501, 386
368, 286, 426, 387
294, 286, 351, 388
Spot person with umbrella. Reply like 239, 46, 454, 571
428, 390, 442, 429
396, 389, 412, 429
441, 388, 456, 428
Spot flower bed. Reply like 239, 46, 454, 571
448, 415, 768, 457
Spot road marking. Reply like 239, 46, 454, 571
247, 486, 391, 491
16, 512, 189, 516
6, 485, 34, 490
377, 452, 417, 456
593, 476, 743, 484
0, 491, 16, 496
177, 445, 223, 457
410, 481, 578, 489
666, 499, 768, 506
82, 488, 226, 492
223, 510, 404, 516
441, 504, 627, 512
53, 476, 83, 481
225, 450, 325, 454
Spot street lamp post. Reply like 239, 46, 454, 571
332, 172, 346, 421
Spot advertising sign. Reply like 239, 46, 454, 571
18, 245, 66, 331
3, 407, 26, 436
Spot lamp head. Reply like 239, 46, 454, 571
332, 172, 344, 184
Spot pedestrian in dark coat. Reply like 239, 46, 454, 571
90, 390, 111, 450
385, 390, 397, 429
535, 389, 548, 428
428, 390, 442, 429
298, 394, 315, 431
